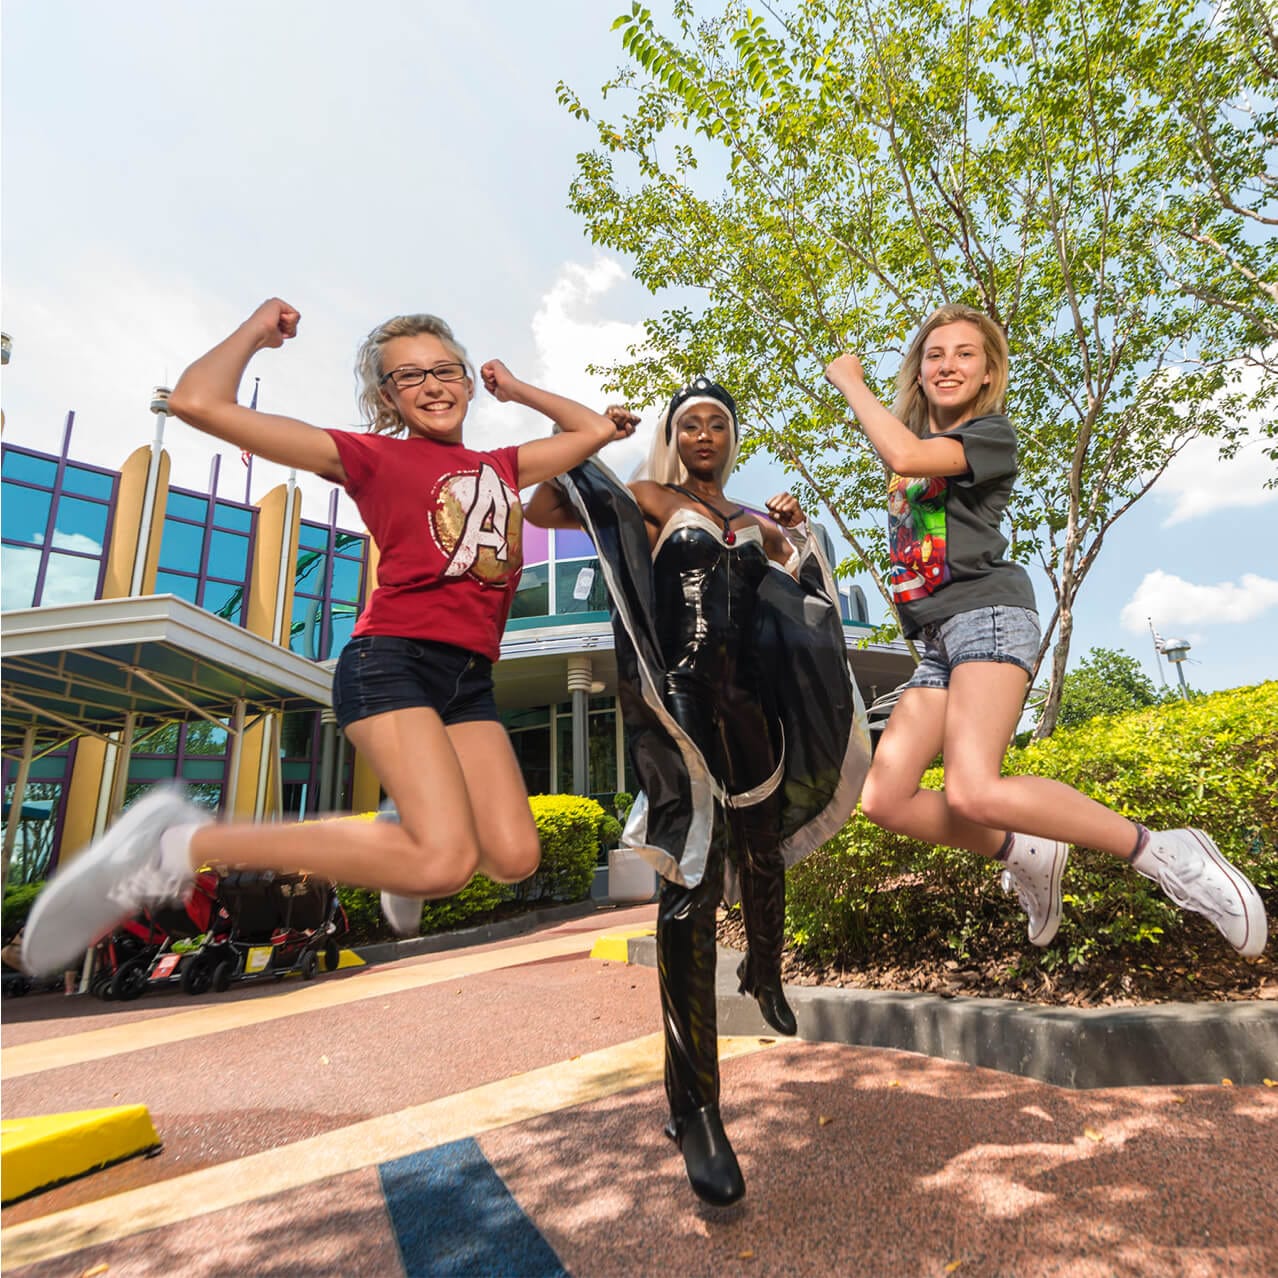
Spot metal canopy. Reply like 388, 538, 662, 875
1, 594, 332, 756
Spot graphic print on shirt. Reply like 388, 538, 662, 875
887, 472, 950, 603
430, 462, 524, 585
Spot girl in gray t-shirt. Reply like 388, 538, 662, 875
826, 303, 1266, 959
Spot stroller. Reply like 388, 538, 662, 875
171, 870, 346, 995
93, 870, 222, 1001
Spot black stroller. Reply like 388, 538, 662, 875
173, 870, 347, 995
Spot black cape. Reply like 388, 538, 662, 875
559, 459, 871, 896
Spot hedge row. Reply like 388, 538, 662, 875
785, 682, 1277, 970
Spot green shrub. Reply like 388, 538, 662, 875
2, 880, 43, 939
525, 794, 605, 903
787, 682, 1277, 969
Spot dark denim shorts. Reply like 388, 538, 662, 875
904, 605, 1040, 691
331, 636, 498, 731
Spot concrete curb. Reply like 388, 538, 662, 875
351, 898, 613, 966
627, 936, 1278, 1089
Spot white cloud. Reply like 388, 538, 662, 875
462, 255, 651, 483
1156, 434, 1278, 526
1121, 569, 1278, 632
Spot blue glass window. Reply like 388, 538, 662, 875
1, 545, 41, 610
1, 451, 56, 486
329, 556, 362, 601
289, 521, 367, 661
158, 520, 205, 570
208, 530, 249, 581
154, 570, 200, 603
63, 466, 115, 500
555, 558, 608, 614
214, 502, 254, 533
166, 492, 209, 522
1, 445, 115, 608
41, 551, 104, 606
156, 489, 255, 625
510, 562, 549, 619
1, 483, 51, 545
50, 496, 109, 551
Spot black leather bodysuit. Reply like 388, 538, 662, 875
651, 510, 787, 1126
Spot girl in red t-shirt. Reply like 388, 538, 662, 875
21, 298, 633, 976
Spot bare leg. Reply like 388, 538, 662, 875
188, 706, 534, 896
861, 674, 1138, 860
941, 663, 1138, 858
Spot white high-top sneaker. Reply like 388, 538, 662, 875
999, 833, 1069, 947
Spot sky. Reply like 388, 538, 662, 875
3, 0, 1276, 697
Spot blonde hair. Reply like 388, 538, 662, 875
891, 305, 1009, 437
640, 400, 742, 486
354, 314, 474, 436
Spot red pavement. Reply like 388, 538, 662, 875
3, 904, 1276, 1276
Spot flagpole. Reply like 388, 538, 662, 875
1148, 617, 1168, 687
243, 377, 259, 505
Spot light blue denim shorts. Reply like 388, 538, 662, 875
904, 605, 1040, 690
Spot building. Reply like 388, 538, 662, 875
1, 405, 912, 886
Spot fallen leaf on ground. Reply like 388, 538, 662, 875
1083, 1128, 1104, 1142
1221, 1078, 1234, 1087
1172, 1097, 1187, 1105
79, 1266, 109, 1278
818, 1115, 833, 1126
319, 1055, 330, 1066
888, 1080, 900, 1088
737, 1250, 755, 1260
945, 1263, 963, 1273
1264, 1079, 1276, 1087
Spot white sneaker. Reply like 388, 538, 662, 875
999, 833, 1068, 947
1133, 829, 1268, 958
380, 891, 424, 937
21, 784, 208, 975
375, 799, 423, 937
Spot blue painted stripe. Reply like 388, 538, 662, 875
379, 1137, 568, 1278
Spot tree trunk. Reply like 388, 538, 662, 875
1033, 605, 1074, 740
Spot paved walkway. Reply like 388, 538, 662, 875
3, 904, 1276, 1276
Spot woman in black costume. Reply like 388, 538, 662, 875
528, 379, 869, 1207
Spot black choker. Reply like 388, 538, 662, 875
667, 484, 747, 545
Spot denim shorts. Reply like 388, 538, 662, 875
331, 636, 498, 730
904, 605, 1040, 691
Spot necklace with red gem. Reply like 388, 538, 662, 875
667, 484, 748, 545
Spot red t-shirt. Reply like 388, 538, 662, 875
324, 430, 523, 661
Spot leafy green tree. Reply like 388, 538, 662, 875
1150, 0, 1278, 370
1042, 645, 1163, 729
559, 0, 1276, 735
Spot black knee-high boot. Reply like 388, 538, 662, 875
657, 876, 745, 1206
735, 833, 797, 1037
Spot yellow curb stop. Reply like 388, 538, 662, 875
590, 928, 656, 963
1, 1105, 161, 1204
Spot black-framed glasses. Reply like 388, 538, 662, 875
380, 362, 468, 390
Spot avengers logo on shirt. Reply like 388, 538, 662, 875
431, 462, 524, 585
887, 472, 950, 603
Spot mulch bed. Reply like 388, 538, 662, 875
717, 912, 1278, 1008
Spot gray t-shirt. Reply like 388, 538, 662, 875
887, 413, 1036, 638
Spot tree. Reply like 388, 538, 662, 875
559, 0, 1276, 734
1151, 0, 1278, 371
1042, 645, 1163, 729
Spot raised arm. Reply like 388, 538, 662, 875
167, 299, 346, 483
825, 354, 967, 478
481, 365, 636, 488
525, 480, 582, 529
